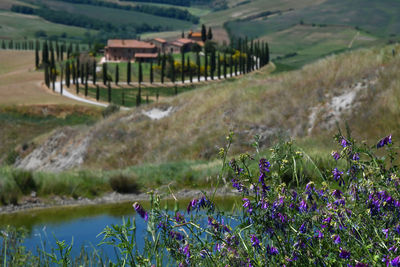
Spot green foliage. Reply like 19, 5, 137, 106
12, 170, 36, 195
109, 174, 140, 194
102, 104, 120, 118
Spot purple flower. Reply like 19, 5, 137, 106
250, 234, 260, 248
299, 223, 306, 233
332, 168, 343, 181
169, 231, 184, 241
391, 256, 400, 266
133, 202, 148, 221
315, 230, 324, 239
267, 245, 279, 256
332, 189, 343, 199
182, 244, 190, 258
175, 212, 185, 223
243, 198, 253, 214
340, 138, 348, 148
299, 199, 308, 213
383, 228, 389, 239
377, 134, 392, 148
331, 234, 341, 244
355, 263, 368, 267
339, 248, 350, 259
187, 199, 197, 214
332, 151, 340, 161
352, 153, 360, 161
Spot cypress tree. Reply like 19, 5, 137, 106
107, 81, 111, 103
161, 54, 166, 84
93, 60, 97, 85
103, 62, 107, 85
50, 47, 55, 68
234, 55, 238, 76
157, 51, 161, 66
51, 67, 56, 91
187, 57, 192, 83
65, 61, 70, 88
56, 41, 60, 61
230, 53, 233, 77
60, 65, 63, 95
96, 85, 99, 101
85, 62, 89, 85
76, 57, 80, 84
171, 56, 175, 83
265, 42, 270, 65
115, 64, 119, 86
211, 50, 216, 80
85, 78, 88, 97
42, 41, 48, 64
223, 53, 227, 79
75, 43, 79, 53
44, 64, 50, 87
35, 45, 39, 69
201, 24, 207, 42
181, 49, 185, 84
217, 53, 221, 79
80, 63, 85, 85
67, 43, 72, 59
137, 85, 142, 106
196, 52, 200, 82
72, 61, 76, 85
61, 43, 65, 61
1, 40, 5, 49
122, 90, 125, 106
127, 61, 131, 85
204, 51, 208, 81
138, 60, 143, 84
207, 27, 213, 40
150, 61, 153, 84
76, 78, 80, 94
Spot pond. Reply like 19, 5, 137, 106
0, 196, 241, 262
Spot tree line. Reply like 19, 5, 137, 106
50, 0, 200, 23
118, 0, 213, 7
40, 37, 269, 107
11, 5, 164, 35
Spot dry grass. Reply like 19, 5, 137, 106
15, 44, 400, 170
0, 50, 87, 106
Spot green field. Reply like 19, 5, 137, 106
0, 10, 92, 40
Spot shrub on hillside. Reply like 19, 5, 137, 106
109, 174, 140, 194
102, 104, 120, 118
12, 170, 36, 195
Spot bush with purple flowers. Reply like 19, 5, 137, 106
94, 130, 400, 266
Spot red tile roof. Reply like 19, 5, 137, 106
153, 38, 167, 44
135, 53, 158, 58
170, 41, 184, 47
190, 32, 202, 37
107, 39, 155, 49
176, 38, 195, 45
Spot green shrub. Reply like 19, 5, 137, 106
109, 174, 140, 194
102, 104, 120, 118
12, 170, 36, 195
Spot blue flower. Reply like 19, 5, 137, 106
339, 248, 350, 259
332, 151, 340, 161
250, 234, 260, 249
340, 138, 348, 148
352, 153, 360, 161
243, 198, 253, 214
299, 223, 306, 233
133, 202, 148, 221
267, 245, 279, 256
331, 234, 341, 244
391, 256, 400, 266
299, 199, 308, 213
377, 134, 392, 148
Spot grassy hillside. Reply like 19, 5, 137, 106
225, 0, 400, 68
16, 44, 400, 171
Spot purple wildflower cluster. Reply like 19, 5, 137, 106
133, 202, 148, 221
128, 133, 400, 266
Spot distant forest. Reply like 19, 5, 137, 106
50, 0, 200, 23
119, 0, 214, 7
11, 5, 163, 38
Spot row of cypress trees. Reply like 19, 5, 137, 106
43, 38, 269, 106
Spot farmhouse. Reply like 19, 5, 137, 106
104, 39, 157, 62
152, 38, 167, 53
166, 38, 196, 53
187, 31, 202, 42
